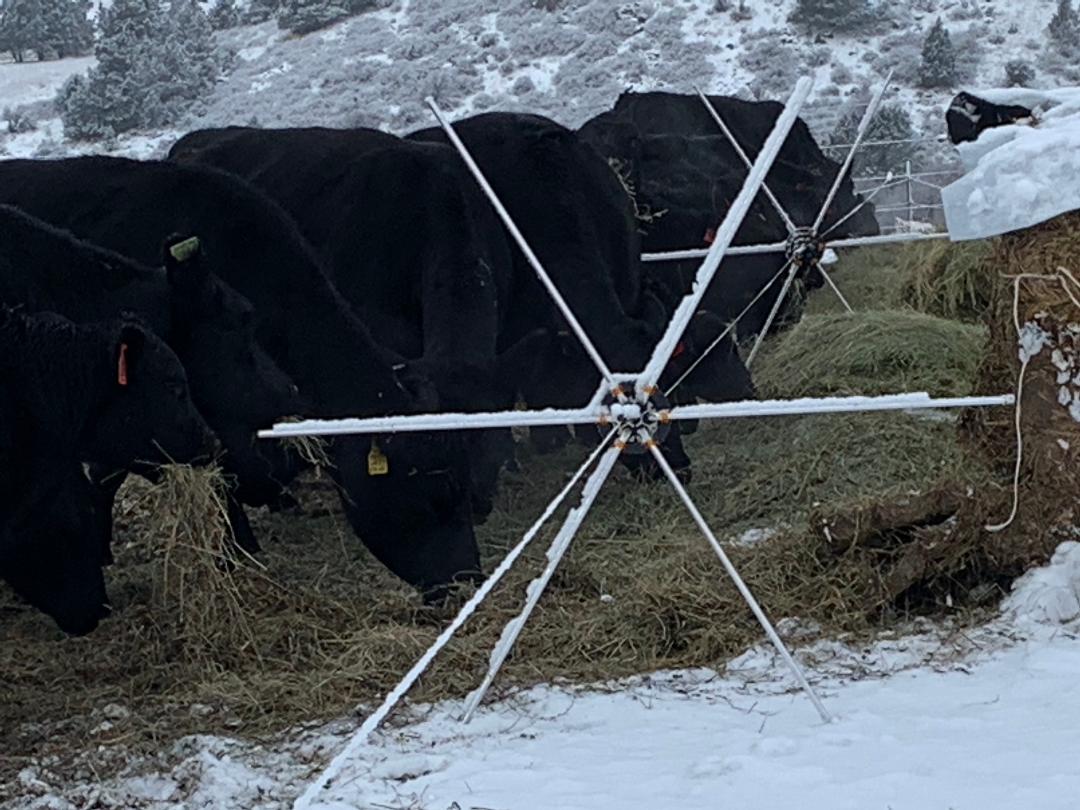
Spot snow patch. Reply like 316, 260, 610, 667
1003, 541, 1080, 624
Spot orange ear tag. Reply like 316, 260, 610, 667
118, 343, 129, 387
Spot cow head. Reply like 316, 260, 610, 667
163, 234, 305, 428
0, 470, 110, 636
86, 318, 219, 469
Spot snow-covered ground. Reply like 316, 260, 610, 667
10, 543, 1080, 810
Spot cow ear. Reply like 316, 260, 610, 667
115, 323, 147, 388
163, 234, 210, 296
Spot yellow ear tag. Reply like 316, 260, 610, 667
367, 441, 389, 476
169, 236, 200, 263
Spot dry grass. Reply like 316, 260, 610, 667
0, 237, 1038, 788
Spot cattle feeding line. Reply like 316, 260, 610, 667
280, 78, 1016, 809
424, 97, 616, 387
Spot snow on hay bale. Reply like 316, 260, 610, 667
959, 211, 1080, 567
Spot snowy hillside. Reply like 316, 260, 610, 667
0, 0, 1067, 167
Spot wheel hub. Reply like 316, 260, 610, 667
600, 382, 672, 453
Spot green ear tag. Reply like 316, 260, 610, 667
169, 236, 200, 263
367, 441, 389, 476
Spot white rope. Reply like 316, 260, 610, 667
664, 259, 792, 397
647, 443, 832, 723
640, 76, 814, 391
812, 70, 893, 234
291, 432, 617, 809
460, 444, 623, 722
425, 97, 616, 384
985, 267, 1080, 533
695, 85, 798, 235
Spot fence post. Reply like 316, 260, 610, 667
905, 160, 914, 226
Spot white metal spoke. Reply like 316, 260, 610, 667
291, 432, 617, 810
647, 442, 832, 723
816, 262, 854, 313
745, 259, 801, 369
665, 392, 1014, 422
812, 70, 894, 234
426, 97, 615, 384
696, 86, 798, 235
461, 444, 623, 722
259, 406, 602, 439
640, 76, 814, 392
641, 231, 949, 264
665, 258, 793, 398
820, 175, 907, 240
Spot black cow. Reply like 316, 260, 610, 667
407, 112, 755, 467
946, 91, 1035, 145
0, 156, 483, 601
167, 125, 543, 520
578, 92, 879, 343
0, 307, 216, 634
0, 204, 304, 559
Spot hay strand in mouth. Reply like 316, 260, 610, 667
279, 415, 333, 469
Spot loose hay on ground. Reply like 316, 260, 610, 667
0, 241, 1020, 789
754, 310, 987, 398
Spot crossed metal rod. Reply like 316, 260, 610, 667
279, 77, 1013, 810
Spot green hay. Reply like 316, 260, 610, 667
755, 310, 987, 399
805, 246, 911, 315
898, 239, 994, 323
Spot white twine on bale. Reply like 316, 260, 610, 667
985, 266, 1080, 533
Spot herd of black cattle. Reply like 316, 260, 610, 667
0, 91, 893, 637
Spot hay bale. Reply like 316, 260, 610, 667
755, 310, 986, 399
898, 239, 995, 323
961, 211, 1080, 568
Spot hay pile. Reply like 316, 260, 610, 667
898, 239, 995, 323
960, 212, 1080, 569
754, 310, 986, 398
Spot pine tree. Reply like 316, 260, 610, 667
243, 0, 280, 23
918, 17, 957, 88
208, 0, 240, 30
0, 0, 49, 61
276, 0, 349, 35
789, 0, 874, 34
1047, 0, 1080, 52
40, 0, 94, 58
831, 102, 915, 176
58, 0, 221, 140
